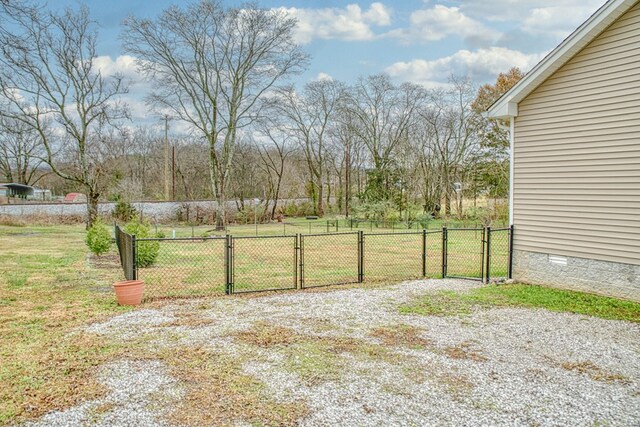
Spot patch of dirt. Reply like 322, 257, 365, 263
370, 324, 431, 349
88, 253, 122, 270
443, 341, 488, 362
435, 371, 476, 399
561, 361, 629, 384
160, 347, 308, 427
161, 312, 215, 328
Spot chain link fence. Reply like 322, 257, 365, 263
116, 225, 513, 300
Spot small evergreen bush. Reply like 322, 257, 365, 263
123, 220, 162, 267
86, 220, 112, 256
112, 201, 137, 222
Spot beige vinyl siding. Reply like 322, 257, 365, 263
513, 0, 640, 266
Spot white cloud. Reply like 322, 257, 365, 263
387, 5, 501, 46
521, 5, 599, 38
454, 0, 603, 23
363, 2, 392, 26
452, 0, 604, 42
92, 55, 140, 80
385, 47, 545, 88
276, 2, 392, 44
315, 72, 334, 81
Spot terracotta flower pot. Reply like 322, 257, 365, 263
113, 280, 144, 306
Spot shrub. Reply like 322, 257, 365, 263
86, 220, 112, 256
123, 220, 162, 267
415, 213, 433, 229
296, 201, 315, 216
281, 203, 298, 217
352, 200, 394, 221
112, 201, 137, 222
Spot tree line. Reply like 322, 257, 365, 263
0, 0, 522, 228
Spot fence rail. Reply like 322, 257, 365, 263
115, 225, 513, 300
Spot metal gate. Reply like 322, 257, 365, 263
443, 228, 485, 280
299, 232, 360, 288
228, 235, 298, 294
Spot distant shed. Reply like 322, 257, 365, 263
64, 193, 87, 203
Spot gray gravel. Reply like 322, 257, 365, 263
24, 360, 183, 427
26, 279, 640, 426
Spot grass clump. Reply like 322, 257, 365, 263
400, 284, 640, 322
234, 322, 301, 348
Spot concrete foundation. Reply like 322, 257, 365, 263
513, 250, 640, 301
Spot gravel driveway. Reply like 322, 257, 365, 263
25, 279, 640, 426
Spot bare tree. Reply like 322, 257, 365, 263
346, 74, 426, 202
255, 118, 296, 219
271, 79, 345, 216
0, 117, 46, 185
420, 77, 482, 216
123, 0, 308, 228
0, 5, 128, 227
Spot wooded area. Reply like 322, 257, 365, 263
0, 1, 522, 228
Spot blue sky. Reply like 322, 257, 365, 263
43, 0, 606, 124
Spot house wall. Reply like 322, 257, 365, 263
512, 1, 640, 300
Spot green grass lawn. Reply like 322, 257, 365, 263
0, 225, 131, 425
400, 284, 640, 323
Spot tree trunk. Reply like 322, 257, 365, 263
317, 178, 324, 216
86, 191, 99, 230
444, 192, 451, 216
270, 172, 283, 219
215, 186, 226, 230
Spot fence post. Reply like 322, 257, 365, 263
441, 227, 447, 278
326, 220, 330, 233
225, 235, 232, 295
294, 234, 298, 289
335, 220, 339, 232
508, 225, 515, 279
485, 227, 491, 284
481, 227, 486, 283
131, 234, 137, 280
299, 235, 304, 289
422, 228, 427, 277
358, 230, 364, 283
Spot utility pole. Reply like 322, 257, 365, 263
172, 145, 176, 201
163, 115, 171, 200
345, 134, 351, 217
